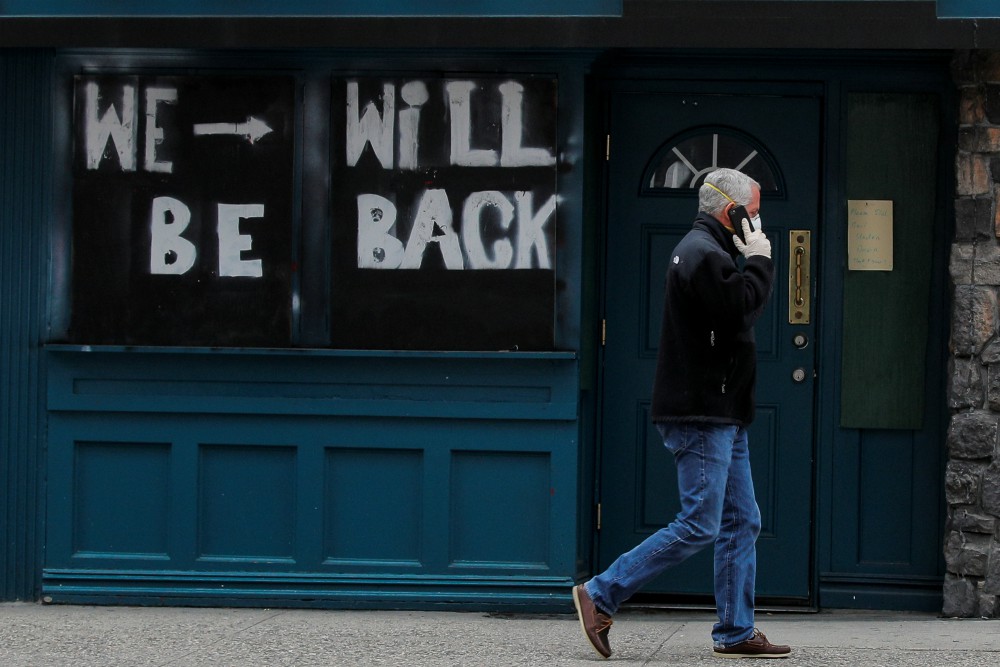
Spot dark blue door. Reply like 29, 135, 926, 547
599, 85, 821, 601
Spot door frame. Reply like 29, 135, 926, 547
596, 82, 822, 605
591, 51, 956, 611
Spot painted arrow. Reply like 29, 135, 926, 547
192, 116, 273, 144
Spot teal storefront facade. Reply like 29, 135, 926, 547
15, 49, 595, 610
40, 50, 592, 609
2, 2, 997, 614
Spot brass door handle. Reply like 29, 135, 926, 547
788, 230, 811, 324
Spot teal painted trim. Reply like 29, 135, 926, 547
45, 344, 576, 361
47, 350, 579, 419
42, 570, 575, 611
0, 1, 622, 18
938, 0, 1000, 18
820, 575, 944, 612
0, 51, 52, 602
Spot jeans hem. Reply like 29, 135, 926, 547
713, 628, 756, 649
583, 581, 614, 617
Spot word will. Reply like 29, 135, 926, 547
347, 80, 555, 170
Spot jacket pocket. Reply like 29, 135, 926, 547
721, 356, 737, 395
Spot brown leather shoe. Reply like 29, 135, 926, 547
713, 628, 791, 659
572, 584, 613, 659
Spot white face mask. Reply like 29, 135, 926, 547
750, 214, 762, 231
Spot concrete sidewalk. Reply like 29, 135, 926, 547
1, 603, 998, 666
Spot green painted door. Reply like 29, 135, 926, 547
599, 85, 820, 602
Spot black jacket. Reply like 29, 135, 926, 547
650, 212, 774, 426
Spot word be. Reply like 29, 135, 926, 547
150, 196, 265, 277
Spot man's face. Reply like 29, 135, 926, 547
746, 186, 761, 219
728, 186, 761, 220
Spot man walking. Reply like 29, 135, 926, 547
573, 167, 791, 659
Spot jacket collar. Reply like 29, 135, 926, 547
693, 211, 739, 259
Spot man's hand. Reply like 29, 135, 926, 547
733, 218, 771, 259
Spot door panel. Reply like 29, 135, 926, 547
600, 89, 820, 601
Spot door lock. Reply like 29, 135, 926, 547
788, 230, 811, 324
792, 368, 808, 383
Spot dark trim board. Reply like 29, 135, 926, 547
1, 2, 999, 50
41, 571, 575, 612
820, 576, 945, 613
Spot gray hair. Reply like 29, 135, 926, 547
698, 168, 760, 215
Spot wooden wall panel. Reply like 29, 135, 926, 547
0, 51, 51, 601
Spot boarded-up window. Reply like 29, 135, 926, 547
70, 75, 295, 347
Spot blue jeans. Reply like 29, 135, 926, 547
585, 422, 762, 648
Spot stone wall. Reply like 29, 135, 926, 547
946, 50, 1000, 618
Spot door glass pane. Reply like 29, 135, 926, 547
644, 128, 782, 194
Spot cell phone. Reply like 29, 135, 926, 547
727, 204, 755, 243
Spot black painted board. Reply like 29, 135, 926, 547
70, 75, 295, 346
329, 76, 558, 351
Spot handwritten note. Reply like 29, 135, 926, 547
848, 200, 893, 271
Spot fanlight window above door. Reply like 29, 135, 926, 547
644, 127, 783, 195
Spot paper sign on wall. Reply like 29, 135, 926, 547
847, 200, 893, 271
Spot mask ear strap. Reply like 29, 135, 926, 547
704, 182, 736, 204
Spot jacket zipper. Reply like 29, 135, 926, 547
722, 356, 737, 395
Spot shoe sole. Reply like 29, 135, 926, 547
572, 585, 610, 660
713, 651, 791, 659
